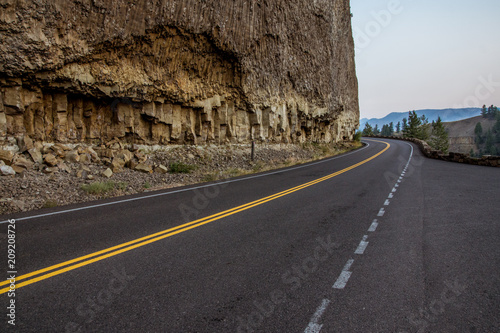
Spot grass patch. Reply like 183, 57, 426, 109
81, 181, 128, 195
169, 162, 196, 174
144, 181, 151, 189
116, 182, 128, 191
43, 199, 58, 208
251, 161, 266, 173
202, 173, 218, 182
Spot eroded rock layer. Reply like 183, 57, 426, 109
0, 0, 358, 145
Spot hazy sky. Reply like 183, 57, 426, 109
350, 0, 500, 119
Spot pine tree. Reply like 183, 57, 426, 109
362, 123, 373, 136
381, 124, 392, 136
429, 116, 449, 153
404, 111, 421, 138
373, 124, 380, 135
474, 122, 483, 136
485, 130, 495, 155
396, 121, 401, 133
481, 104, 487, 118
494, 115, 500, 143
474, 122, 484, 144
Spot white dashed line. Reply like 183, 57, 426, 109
333, 259, 355, 289
305, 140, 415, 332
377, 208, 385, 217
304, 299, 331, 333
368, 219, 379, 232
355, 235, 369, 255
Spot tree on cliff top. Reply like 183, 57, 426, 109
429, 116, 449, 153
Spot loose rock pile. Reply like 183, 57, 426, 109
0, 135, 163, 179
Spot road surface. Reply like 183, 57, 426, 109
1, 138, 499, 332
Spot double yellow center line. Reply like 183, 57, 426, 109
0, 141, 390, 294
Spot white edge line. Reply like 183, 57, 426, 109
0, 143, 372, 224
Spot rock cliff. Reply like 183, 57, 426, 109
0, 0, 358, 146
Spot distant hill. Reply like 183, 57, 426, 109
444, 116, 498, 155
360, 108, 482, 130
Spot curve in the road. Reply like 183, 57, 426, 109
0, 140, 390, 295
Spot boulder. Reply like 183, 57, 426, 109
11, 165, 25, 174
116, 149, 134, 164
13, 155, 34, 169
135, 163, 153, 173
126, 159, 138, 170
135, 152, 147, 163
79, 153, 91, 164
106, 138, 123, 150
111, 158, 126, 173
0, 149, 15, 165
28, 148, 43, 164
156, 164, 169, 174
16, 135, 34, 153
64, 150, 81, 163
43, 153, 59, 167
0, 165, 16, 176
85, 147, 100, 162
57, 162, 71, 173
102, 168, 113, 178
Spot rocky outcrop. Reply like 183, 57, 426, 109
0, 0, 358, 146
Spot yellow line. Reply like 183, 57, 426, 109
0, 141, 390, 294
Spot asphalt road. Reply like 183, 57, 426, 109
1, 138, 499, 332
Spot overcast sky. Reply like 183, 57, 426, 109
350, 0, 500, 119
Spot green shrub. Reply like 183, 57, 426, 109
202, 173, 218, 182
169, 162, 196, 174
43, 199, 58, 208
81, 181, 127, 194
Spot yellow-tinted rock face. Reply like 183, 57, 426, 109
0, 0, 358, 145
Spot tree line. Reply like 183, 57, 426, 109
361, 111, 449, 153
474, 105, 500, 156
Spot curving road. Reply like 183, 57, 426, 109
1, 138, 499, 332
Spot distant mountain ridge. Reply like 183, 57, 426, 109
360, 108, 482, 130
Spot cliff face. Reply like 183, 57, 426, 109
0, 0, 358, 145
